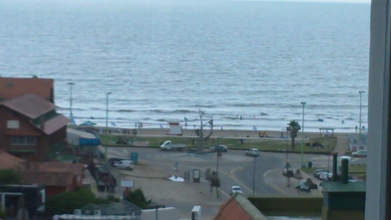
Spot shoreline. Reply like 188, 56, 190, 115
77, 125, 355, 139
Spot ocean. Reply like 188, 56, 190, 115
0, 0, 370, 132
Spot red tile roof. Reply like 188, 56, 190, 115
0, 77, 54, 102
214, 194, 267, 220
41, 114, 69, 135
20, 171, 74, 187
0, 151, 26, 170
30, 161, 84, 177
3, 94, 55, 119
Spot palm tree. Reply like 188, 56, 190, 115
287, 120, 301, 150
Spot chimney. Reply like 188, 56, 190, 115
341, 158, 349, 184
332, 152, 338, 181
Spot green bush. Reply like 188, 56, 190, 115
123, 188, 152, 209
0, 169, 21, 184
45, 187, 110, 215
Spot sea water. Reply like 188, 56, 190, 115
0, 0, 370, 132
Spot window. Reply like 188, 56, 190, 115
7, 120, 19, 129
11, 136, 36, 145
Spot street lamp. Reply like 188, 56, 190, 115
359, 91, 365, 134
252, 154, 260, 195
216, 152, 219, 177
67, 82, 75, 123
300, 102, 306, 167
105, 92, 112, 161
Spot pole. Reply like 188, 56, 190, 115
67, 82, 75, 122
199, 109, 203, 150
252, 155, 258, 195
216, 153, 219, 177
105, 92, 112, 161
300, 102, 306, 167
359, 91, 364, 134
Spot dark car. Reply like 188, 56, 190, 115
296, 178, 318, 192
210, 145, 228, 152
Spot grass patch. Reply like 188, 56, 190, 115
349, 164, 366, 174
301, 167, 319, 174
98, 134, 337, 154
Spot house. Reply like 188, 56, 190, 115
0, 93, 68, 161
29, 161, 84, 187
0, 150, 26, 170
0, 77, 54, 102
214, 193, 267, 220
19, 161, 84, 197
0, 184, 45, 219
0, 151, 84, 197
20, 171, 77, 197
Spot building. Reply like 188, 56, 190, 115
0, 184, 45, 219
0, 77, 54, 103
214, 193, 267, 220
0, 151, 84, 197
0, 93, 68, 161
0, 150, 26, 170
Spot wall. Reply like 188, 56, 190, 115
248, 196, 323, 217
141, 207, 179, 220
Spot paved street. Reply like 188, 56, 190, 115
93, 146, 366, 219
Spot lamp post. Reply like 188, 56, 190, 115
67, 82, 75, 123
252, 154, 260, 195
359, 91, 365, 134
300, 102, 306, 167
105, 92, 112, 161
216, 152, 219, 177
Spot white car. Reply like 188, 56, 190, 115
352, 150, 367, 157
245, 148, 260, 157
230, 185, 243, 195
318, 171, 333, 180
113, 160, 134, 170
338, 155, 352, 162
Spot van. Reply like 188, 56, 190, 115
113, 160, 134, 170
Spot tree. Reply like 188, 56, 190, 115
123, 188, 152, 209
287, 120, 301, 150
0, 169, 21, 184
45, 188, 109, 215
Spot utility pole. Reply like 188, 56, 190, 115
67, 82, 75, 123
105, 92, 112, 161
199, 109, 204, 150
359, 90, 365, 134
300, 102, 306, 167
252, 154, 260, 195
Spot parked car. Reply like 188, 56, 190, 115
245, 148, 260, 157
230, 185, 243, 195
318, 171, 333, 180
338, 155, 352, 162
313, 169, 329, 178
108, 157, 127, 167
296, 179, 318, 192
210, 145, 228, 152
113, 160, 134, 170
352, 150, 367, 157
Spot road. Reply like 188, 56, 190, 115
100, 146, 366, 218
